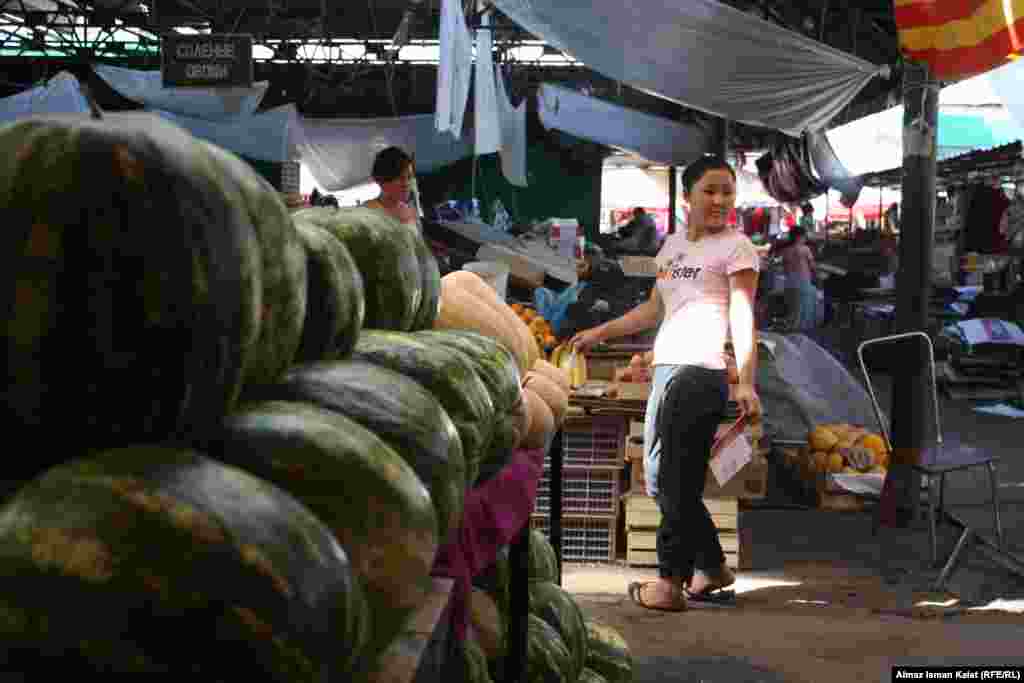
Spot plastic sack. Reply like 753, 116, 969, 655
756, 332, 885, 443
534, 283, 586, 337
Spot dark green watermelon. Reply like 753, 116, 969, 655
211, 400, 437, 661
529, 581, 588, 682
292, 218, 365, 362
0, 113, 264, 483
414, 329, 525, 470
294, 206, 422, 331
526, 614, 573, 683
585, 620, 632, 683
0, 446, 369, 679
409, 232, 441, 331
253, 360, 465, 543
528, 529, 559, 583
200, 141, 307, 391
473, 546, 511, 622
351, 330, 495, 479
414, 330, 522, 414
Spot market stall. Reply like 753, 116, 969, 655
0, 111, 636, 683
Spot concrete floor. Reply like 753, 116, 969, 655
561, 334, 1024, 682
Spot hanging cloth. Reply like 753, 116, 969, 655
436, 0, 473, 139
474, 11, 502, 155
495, 66, 528, 187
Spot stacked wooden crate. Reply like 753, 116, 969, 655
623, 417, 766, 569
531, 415, 627, 563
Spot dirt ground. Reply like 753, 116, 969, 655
564, 563, 1024, 683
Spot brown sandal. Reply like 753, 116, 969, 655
627, 581, 687, 612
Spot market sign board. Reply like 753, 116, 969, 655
161, 34, 254, 88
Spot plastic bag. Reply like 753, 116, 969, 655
534, 283, 586, 337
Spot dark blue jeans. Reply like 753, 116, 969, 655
653, 366, 729, 582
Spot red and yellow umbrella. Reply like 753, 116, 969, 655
895, 0, 1024, 80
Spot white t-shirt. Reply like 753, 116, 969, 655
652, 229, 760, 370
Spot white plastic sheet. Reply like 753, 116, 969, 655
155, 104, 301, 163
0, 71, 89, 123
436, 0, 473, 139
297, 114, 473, 192
986, 58, 1024, 132
474, 11, 501, 156
492, 0, 887, 137
495, 67, 527, 187
94, 64, 269, 120
537, 83, 710, 166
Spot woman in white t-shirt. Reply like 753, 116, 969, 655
364, 146, 419, 227
571, 156, 761, 612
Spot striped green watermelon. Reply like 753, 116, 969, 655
580, 668, 610, 683
351, 330, 495, 482
409, 230, 442, 330
0, 114, 264, 482
585, 620, 633, 683
199, 142, 307, 392
292, 218, 365, 362
210, 400, 437, 662
294, 206, 422, 331
529, 581, 588, 682
528, 530, 559, 583
463, 635, 495, 683
527, 613, 573, 683
253, 360, 465, 543
0, 446, 369, 679
414, 329, 526, 471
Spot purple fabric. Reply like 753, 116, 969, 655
432, 447, 546, 641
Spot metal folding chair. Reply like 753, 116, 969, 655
857, 331, 1021, 591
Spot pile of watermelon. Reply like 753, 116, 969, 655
469, 531, 634, 683
0, 114, 625, 680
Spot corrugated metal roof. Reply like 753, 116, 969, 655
861, 140, 1023, 188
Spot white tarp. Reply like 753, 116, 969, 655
495, 67, 527, 187
0, 71, 89, 123
155, 104, 301, 163
986, 57, 1024, 133
94, 64, 269, 120
435, 0, 473, 139
537, 83, 711, 166
492, 0, 887, 137
297, 114, 473, 192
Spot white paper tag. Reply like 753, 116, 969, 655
710, 432, 752, 486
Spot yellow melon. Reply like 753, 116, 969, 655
523, 371, 569, 425
521, 387, 554, 449
809, 426, 839, 452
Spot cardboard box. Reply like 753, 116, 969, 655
619, 256, 659, 277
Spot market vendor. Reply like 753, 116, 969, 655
570, 155, 761, 611
365, 146, 419, 227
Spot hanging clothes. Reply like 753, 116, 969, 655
474, 12, 501, 156
962, 184, 1010, 254
436, 0, 473, 139
495, 66, 528, 187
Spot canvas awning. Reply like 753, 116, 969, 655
536, 83, 711, 166
491, 0, 889, 137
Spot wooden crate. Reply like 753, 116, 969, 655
626, 528, 752, 569
624, 494, 738, 530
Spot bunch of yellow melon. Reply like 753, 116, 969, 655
509, 304, 558, 352
808, 423, 890, 475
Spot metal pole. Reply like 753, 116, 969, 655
548, 428, 564, 584
668, 166, 678, 235
882, 59, 939, 528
